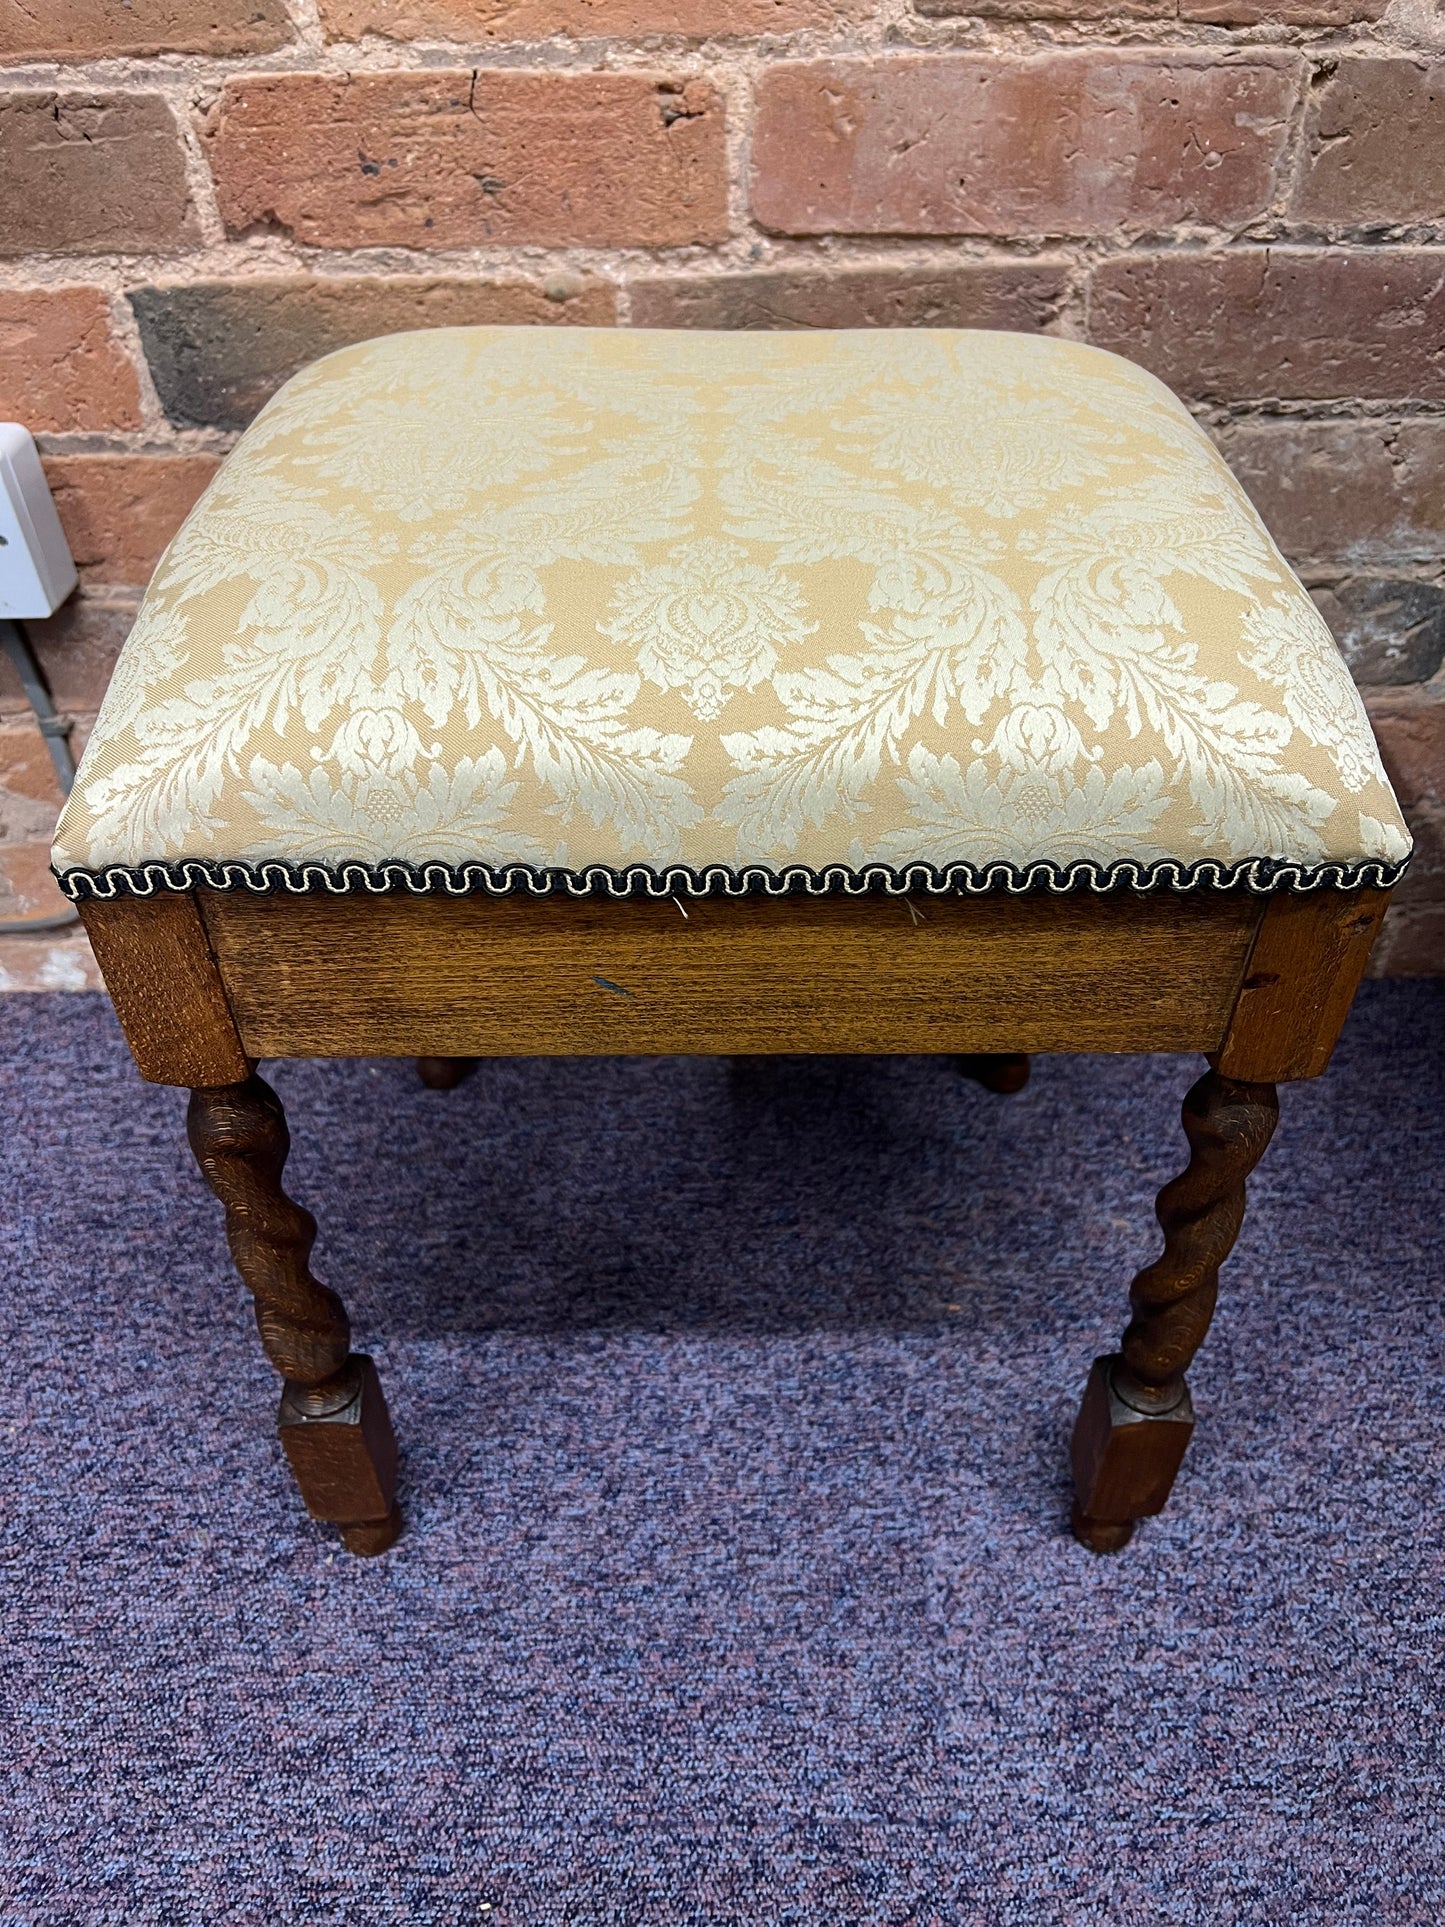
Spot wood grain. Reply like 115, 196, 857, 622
1213, 887, 1391, 1081
78, 891, 249, 1086
196, 887, 1266, 1061
188, 1071, 401, 1552
1071, 1068, 1279, 1553
187, 1073, 352, 1386
279, 1356, 402, 1555
1118, 1069, 1279, 1402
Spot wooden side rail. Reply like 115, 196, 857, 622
202, 886, 1268, 1061
77, 883, 1389, 1085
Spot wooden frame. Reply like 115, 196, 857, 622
80, 884, 1388, 1085
78, 881, 1391, 1555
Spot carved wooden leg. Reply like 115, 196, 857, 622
1071, 1067, 1278, 1553
957, 1053, 1031, 1094
416, 1057, 477, 1089
187, 1073, 402, 1555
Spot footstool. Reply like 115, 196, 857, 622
53, 326, 1410, 1556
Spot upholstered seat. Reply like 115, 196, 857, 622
53, 325, 1408, 901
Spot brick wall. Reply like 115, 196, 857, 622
1, 0, 1441, 970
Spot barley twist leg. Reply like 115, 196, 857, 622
1071, 1068, 1278, 1553
188, 1074, 401, 1555
416, 1057, 477, 1090
956, 1054, 1031, 1094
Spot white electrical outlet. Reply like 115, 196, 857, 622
0, 423, 78, 619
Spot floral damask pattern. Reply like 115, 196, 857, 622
53, 325, 1410, 897
602, 536, 816, 720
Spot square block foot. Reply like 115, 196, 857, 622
278, 1352, 398, 1531
1070, 1354, 1195, 1547
340, 1502, 404, 1557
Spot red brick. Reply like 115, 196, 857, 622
0, 723, 66, 821
1185, 0, 1385, 15
1361, 690, 1445, 976
0, 840, 77, 927
1308, 577, 1445, 687
1365, 687, 1445, 813
750, 54, 1298, 239
42, 456, 221, 588
320, 0, 864, 35
1217, 420, 1445, 566
0, 757, 77, 937
131, 274, 617, 431
0, 0, 291, 61
0, 288, 141, 433
207, 71, 729, 250
1295, 59, 1445, 228
0, 93, 194, 257
629, 260, 1066, 331
1395, 804, 1445, 892
0, 926, 104, 986
1090, 251, 1445, 401
917, 0, 1383, 14
0, 715, 79, 931
1367, 801, 1445, 958
1367, 903, 1445, 976
0, 592, 137, 720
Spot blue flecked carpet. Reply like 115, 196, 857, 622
1, 983, 1442, 1925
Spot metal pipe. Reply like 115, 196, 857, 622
0, 616, 79, 934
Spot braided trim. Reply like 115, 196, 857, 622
55, 850, 1411, 904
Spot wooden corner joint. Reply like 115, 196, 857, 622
78, 889, 250, 1088
1212, 887, 1391, 1084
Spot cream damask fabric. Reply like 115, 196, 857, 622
53, 325, 1410, 900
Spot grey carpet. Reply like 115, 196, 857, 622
2, 983, 1441, 1925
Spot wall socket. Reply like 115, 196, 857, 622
0, 424, 77, 620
